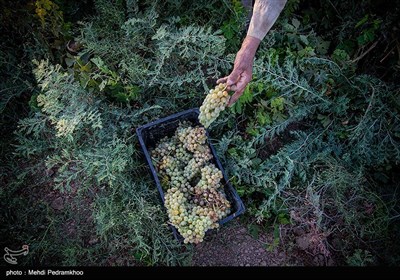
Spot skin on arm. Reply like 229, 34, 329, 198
217, 0, 287, 106
217, 35, 261, 106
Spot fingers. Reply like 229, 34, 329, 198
217, 67, 252, 107
229, 79, 246, 93
217, 69, 241, 91
216, 76, 228, 84
226, 70, 240, 86
217, 68, 241, 86
227, 73, 251, 107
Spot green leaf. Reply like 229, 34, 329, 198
65, 57, 75, 67
248, 224, 261, 239
277, 213, 290, 225
236, 188, 245, 196
228, 148, 238, 157
299, 35, 309, 45
252, 158, 262, 166
355, 15, 369, 28
316, 40, 330, 55
292, 18, 300, 29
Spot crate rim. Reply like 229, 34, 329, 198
136, 108, 245, 241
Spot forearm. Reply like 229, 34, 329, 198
247, 0, 287, 41
216, 1, 287, 105
239, 35, 261, 56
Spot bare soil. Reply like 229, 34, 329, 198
192, 221, 303, 266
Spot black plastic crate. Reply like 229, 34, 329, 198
136, 108, 245, 241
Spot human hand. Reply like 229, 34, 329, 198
217, 36, 261, 106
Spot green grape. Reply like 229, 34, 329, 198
198, 83, 229, 128
176, 125, 207, 152
150, 120, 232, 244
196, 164, 223, 189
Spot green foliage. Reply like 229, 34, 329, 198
230, 86, 253, 114
346, 249, 375, 266
10, 60, 186, 265
220, 0, 247, 51
32, 60, 103, 141
283, 0, 301, 18
35, 0, 69, 38
354, 15, 382, 46
150, 25, 228, 88
298, 0, 400, 82
94, 180, 188, 265
78, 1, 232, 105
215, 15, 399, 263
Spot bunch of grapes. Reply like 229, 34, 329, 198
191, 187, 231, 221
176, 124, 207, 152
176, 211, 214, 244
150, 121, 231, 244
196, 164, 223, 189
164, 187, 188, 227
199, 83, 229, 128
183, 149, 213, 180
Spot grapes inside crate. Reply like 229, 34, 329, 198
136, 108, 245, 243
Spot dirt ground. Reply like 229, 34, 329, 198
192, 221, 303, 266
40, 170, 331, 266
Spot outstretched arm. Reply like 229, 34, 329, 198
217, 0, 287, 106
